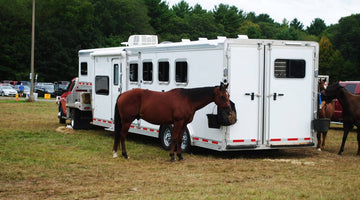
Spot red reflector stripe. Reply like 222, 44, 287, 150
233, 139, 245, 143
288, 138, 298, 141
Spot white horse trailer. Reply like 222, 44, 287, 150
77, 35, 319, 151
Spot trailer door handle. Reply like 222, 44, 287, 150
245, 92, 255, 100
273, 93, 284, 101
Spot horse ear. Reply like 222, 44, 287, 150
220, 81, 228, 90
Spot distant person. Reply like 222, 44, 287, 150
19, 83, 24, 97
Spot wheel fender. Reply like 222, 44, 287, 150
185, 124, 195, 145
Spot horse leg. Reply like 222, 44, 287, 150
169, 121, 183, 162
112, 128, 120, 158
357, 128, 360, 156
339, 122, 351, 155
176, 126, 186, 161
316, 131, 322, 151
322, 131, 327, 150
119, 122, 131, 159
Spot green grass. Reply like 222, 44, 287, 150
1, 99, 360, 199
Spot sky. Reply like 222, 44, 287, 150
166, 0, 360, 27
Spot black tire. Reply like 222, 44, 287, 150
70, 109, 89, 129
58, 103, 66, 124
160, 125, 190, 152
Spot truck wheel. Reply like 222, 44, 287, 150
71, 109, 89, 130
58, 103, 66, 124
160, 125, 190, 152
71, 109, 80, 129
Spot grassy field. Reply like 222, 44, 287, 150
1, 99, 360, 199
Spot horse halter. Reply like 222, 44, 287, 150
214, 86, 231, 109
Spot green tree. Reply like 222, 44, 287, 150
330, 14, 360, 80
213, 4, 242, 37
145, 0, 173, 36
307, 18, 326, 36
0, 0, 31, 81
319, 36, 335, 74
290, 18, 304, 30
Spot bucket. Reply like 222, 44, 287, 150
207, 114, 220, 129
313, 118, 330, 132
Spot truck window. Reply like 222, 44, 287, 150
95, 76, 109, 95
143, 62, 153, 82
176, 61, 187, 83
274, 59, 305, 78
81, 62, 87, 75
158, 61, 169, 83
130, 63, 138, 82
344, 84, 356, 94
114, 64, 119, 85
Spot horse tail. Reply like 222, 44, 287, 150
113, 95, 122, 153
114, 95, 122, 132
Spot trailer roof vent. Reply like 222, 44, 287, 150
237, 35, 248, 39
122, 35, 158, 46
181, 39, 191, 43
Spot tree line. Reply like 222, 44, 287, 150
0, 0, 359, 82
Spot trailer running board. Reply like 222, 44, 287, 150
270, 142, 315, 148
226, 145, 257, 149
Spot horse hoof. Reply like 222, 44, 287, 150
317, 148, 321, 152
122, 152, 129, 159
113, 152, 118, 158
177, 154, 183, 161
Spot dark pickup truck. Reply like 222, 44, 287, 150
332, 81, 360, 122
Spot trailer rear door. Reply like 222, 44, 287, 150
227, 43, 263, 148
265, 43, 315, 146
226, 40, 316, 149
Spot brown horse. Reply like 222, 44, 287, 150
325, 82, 360, 155
112, 83, 235, 161
317, 79, 335, 151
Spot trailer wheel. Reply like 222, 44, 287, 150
58, 103, 66, 124
160, 125, 190, 152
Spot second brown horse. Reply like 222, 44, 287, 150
112, 83, 235, 161
317, 79, 335, 151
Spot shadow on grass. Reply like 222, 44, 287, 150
74, 124, 314, 160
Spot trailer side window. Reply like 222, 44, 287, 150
81, 62, 87, 76
274, 59, 305, 78
158, 61, 169, 83
176, 61, 187, 83
130, 63, 138, 82
143, 62, 153, 82
95, 76, 109, 95
114, 64, 119, 85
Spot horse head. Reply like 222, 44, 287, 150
214, 82, 237, 125
324, 82, 343, 103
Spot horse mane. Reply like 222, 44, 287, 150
179, 86, 215, 102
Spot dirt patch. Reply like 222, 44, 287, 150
264, 158, 316, 166
56, 125, 76, 134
